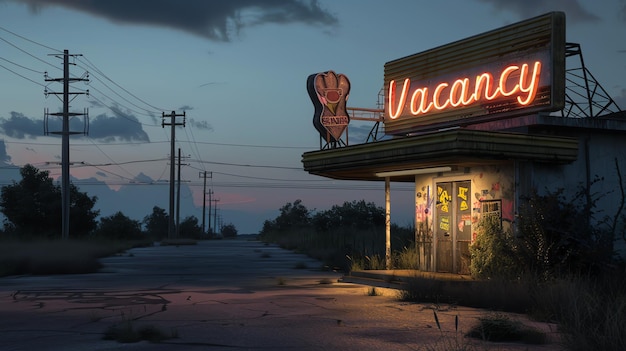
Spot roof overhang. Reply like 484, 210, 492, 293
301, 129, 579, 182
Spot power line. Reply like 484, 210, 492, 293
78, 55, 170, 112
189, 159, 301, 170
80, 67, 161, 119
0, 56, 46, 74
0, 62, 46, 87
0, 33, 60, 71
2, 138, 315, 149
0, 25, 62, 53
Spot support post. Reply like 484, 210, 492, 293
385, 176, 391, 270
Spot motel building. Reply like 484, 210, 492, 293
302, 12, 626, 274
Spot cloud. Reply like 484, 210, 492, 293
0, 139, 13, 164
0, 112, 42, 139
189, 118, 212, 131
0, 110, 150, 142
9, 0, 338, 41
478, 0, 600, 24
88, 112, 150, 142
134, 172, 154, 183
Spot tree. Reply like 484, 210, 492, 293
274, 199, 311, 232
94, 211, 143, 240
0, 164, 98, 238
179, 215, 203, 238
312, 200, 385, 232
143, 206, 169, 240
221, 223, 238, 238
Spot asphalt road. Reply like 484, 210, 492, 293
0, 239, 559, 350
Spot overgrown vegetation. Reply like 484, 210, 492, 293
258, 181, 626, 351
258, 199, 414, 270
0, 239, 153, 276
0, 164, 99, 239
408, 186, 626, 351
465, 313, 547, 344
0, 164, 235, 276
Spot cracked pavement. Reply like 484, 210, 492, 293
0, 240, 560, 350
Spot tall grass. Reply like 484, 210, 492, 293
531, 274, 626, 351
398, 270, 626, 351
0, 239, 153, 276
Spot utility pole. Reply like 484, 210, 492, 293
44, 49, 89, 240
175, 148, 189, 238
207, 189, 214, 235
162, 111, 185, 239
199, 171, 212, 234
212, 198, 220, 235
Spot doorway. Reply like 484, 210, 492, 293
435, 181, 471, 274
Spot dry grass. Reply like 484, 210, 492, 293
0, 239, 153, 276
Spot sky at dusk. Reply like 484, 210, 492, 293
0, 0, 625, 233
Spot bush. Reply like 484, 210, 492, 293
94, 212, 144, 240
221, 223, 238, 238
469, 215, 518, 279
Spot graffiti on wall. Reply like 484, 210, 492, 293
472, 170, 514, 222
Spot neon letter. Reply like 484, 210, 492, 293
498, 65, 520, 97
474, 73, 499, 101
517, 61, 541, 105
449, 78, 472, 107
410, 88, 433, 115
388, 78, 410, 119
432, 83, 450, 110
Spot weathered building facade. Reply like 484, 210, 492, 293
303, 12, 625, 273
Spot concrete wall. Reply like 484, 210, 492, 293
532, 131, 626, 256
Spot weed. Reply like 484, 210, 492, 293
466, 313, 546, 344
366, 287, 381, 296
276, 277, 286, 285
103, 322, 177, 343
423, 312, 478, 351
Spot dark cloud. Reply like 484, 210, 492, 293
0, 110, 149, 142
0, 139, 13, 164
189, 118, 212, 131
88, 111, 150, 142
0, 112, 41, 139
9, 0, 338, 41
478, 0, 600, 24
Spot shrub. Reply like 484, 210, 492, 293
94, 212, 143, 240
469, 215, 518, 279
466, 313, 546, 344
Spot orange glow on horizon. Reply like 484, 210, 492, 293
387, 61, 542, 119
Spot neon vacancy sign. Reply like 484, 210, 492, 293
383, 12, 565, 135
387, 61, 542, 119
